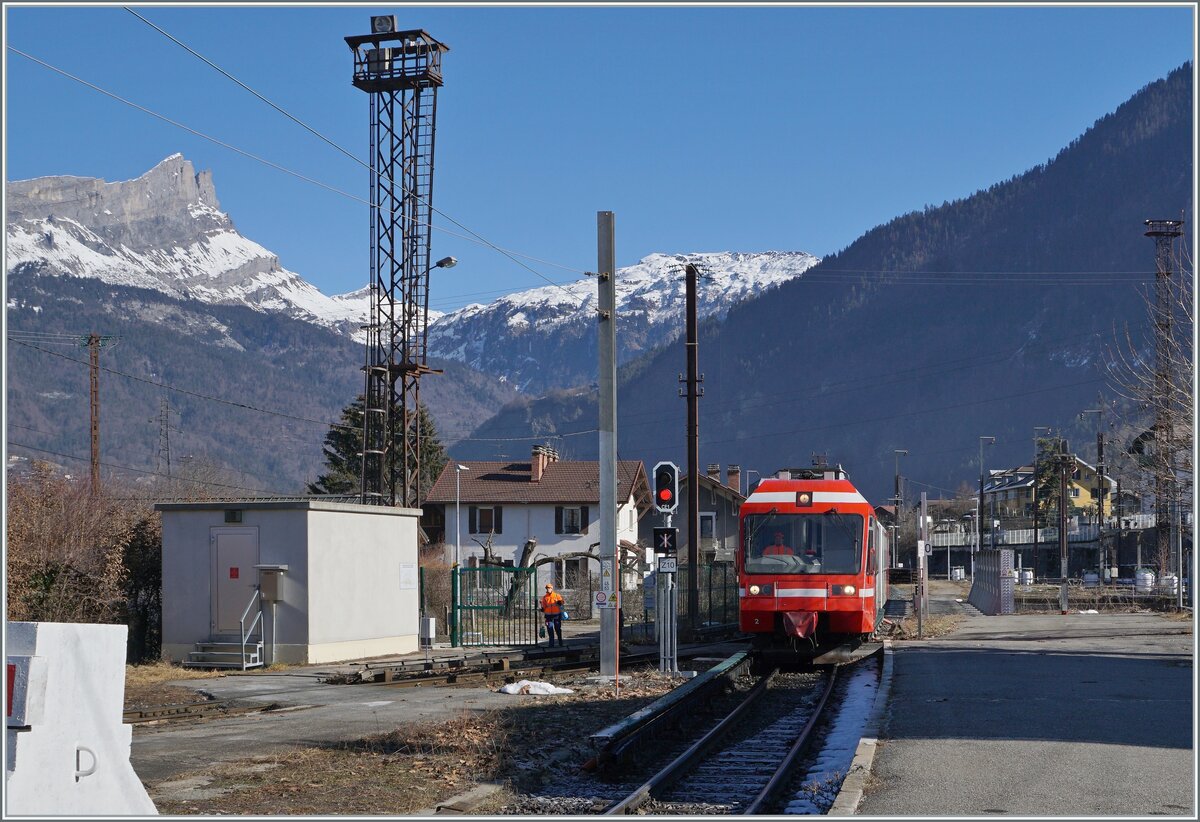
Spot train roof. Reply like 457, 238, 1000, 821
744, 475, 873, 510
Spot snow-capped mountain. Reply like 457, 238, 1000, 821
426, 251, 820, 394
5, 155, 375, 336
6, 156, 817, 397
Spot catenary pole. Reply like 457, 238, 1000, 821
684, 263, 701, 631
597, 212, 618, 678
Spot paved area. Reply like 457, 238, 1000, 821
860, 605, 1195, 816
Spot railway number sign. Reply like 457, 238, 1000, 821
659, 557, 678, 574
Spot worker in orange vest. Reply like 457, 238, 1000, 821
540, 583, 565, 647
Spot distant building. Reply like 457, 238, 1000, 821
982, 459, 1116, 520
422, 445, 652, 591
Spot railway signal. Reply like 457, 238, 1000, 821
653, 461, 680, 514
653, 527, 679, 555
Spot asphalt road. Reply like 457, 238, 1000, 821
859, 612, 1195, 816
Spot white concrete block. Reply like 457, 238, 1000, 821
5, 622, 157, 815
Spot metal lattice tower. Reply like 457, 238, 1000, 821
1143, 219, 1184, 565
347, 21, 449, 507
156, 395, 173, 477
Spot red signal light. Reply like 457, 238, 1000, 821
658, 488, 673, 502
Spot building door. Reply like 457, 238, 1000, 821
211, 527, 259, 634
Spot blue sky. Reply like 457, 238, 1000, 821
5, 4, 1195, 313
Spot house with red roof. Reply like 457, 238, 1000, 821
423, 445, 653, 592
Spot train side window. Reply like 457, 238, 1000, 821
867, 517, 877, 575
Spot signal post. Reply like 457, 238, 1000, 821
652, 462, 691, 676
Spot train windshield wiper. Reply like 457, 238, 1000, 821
746, 507, 779, 551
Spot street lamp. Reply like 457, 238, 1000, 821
454, 464, 469, 570
976, 437, 996, 580
745, 470, 761, 496
452, 463, 469, 647
430, 255, 457, 273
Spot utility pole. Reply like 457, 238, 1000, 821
1057, 442, 1075, 614
1144, 219, 1184, 581
976, 436, 995, 580
920, 492, 929, 635
894, 448, 908, 564
1081, 397, 1109, 580
597, 211, 619, 678
88, 333, 101, 493
680, 263, 704, 631
78, 333, 116, 495
1032, 427, 1052, 580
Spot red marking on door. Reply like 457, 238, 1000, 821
7, 663, 15, 717
230, 567, 239, 579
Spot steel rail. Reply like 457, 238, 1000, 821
743, 667, 839, 815
604, 668, 777, 815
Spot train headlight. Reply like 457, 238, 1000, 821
747, 584, 773, 596
749, 584, 761, 595
831, 584, 857, 596
844, 584, 856, 595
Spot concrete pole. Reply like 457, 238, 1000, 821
597, 211, 618, 677
684, 264, 701, 631
921, 492, 929, 621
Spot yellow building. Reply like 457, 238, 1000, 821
982, 458, 1115, 520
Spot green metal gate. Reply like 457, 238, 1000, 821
451, 566, 540, 647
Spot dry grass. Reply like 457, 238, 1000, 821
891, 613, 963, 639
154, 711, 511, 815
1159, 610, 1195, 624
147, 669, 680, 815
125, 661, 223, 711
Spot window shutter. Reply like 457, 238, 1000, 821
581, 506, 590, 535
494, 506, 503, 533
468, 506, 477, 534
555, 506, 563, 534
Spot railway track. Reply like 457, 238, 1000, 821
604, 668, 836, 814
498, 648, 883, 816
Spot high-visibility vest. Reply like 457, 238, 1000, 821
541, 592, 563, 615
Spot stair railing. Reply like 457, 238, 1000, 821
239, 586, 264, 671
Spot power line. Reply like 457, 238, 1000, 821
119, 11, 591, 294
8, 440, 288, 495
9, 338, 356, 431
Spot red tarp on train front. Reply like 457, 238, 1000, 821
782, 611, 819, 639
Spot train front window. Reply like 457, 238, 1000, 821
743, 512, 863, 575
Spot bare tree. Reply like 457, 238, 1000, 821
1108, 242, 1193, 574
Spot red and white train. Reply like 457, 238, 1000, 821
738, 465, 889, 661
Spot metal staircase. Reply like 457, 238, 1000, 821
184, 638, 264, 670
184, 587, 265, 670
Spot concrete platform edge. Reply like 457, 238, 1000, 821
828, 641, 894, 816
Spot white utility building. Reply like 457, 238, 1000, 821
157, 499, 420, 666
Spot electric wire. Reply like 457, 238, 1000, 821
8, 338, 357, 431
8, 441, 287, 495
119, 10, 592, 293
8, 44, 586, 293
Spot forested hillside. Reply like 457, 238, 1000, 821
458, 64, 1193, 503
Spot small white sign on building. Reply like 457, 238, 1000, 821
399, 563, 418, 591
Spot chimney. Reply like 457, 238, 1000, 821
727, 464, 741, 494
531, 444, 559, 483
706, 463, 721, 483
